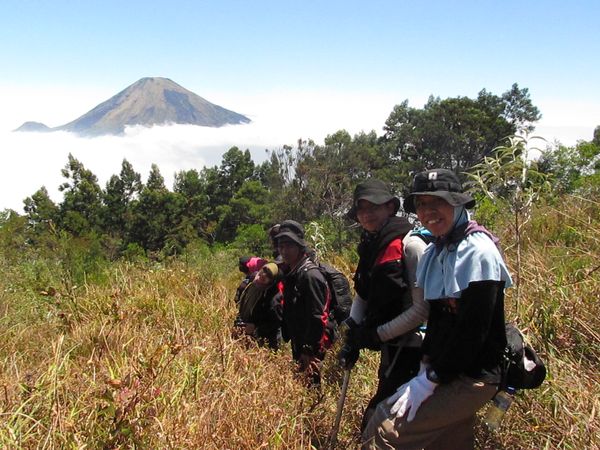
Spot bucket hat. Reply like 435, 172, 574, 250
346, 179, 401, 221
274, 219, 306, 248
403, 169, 475, 214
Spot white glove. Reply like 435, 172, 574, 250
387, 371, 437, 422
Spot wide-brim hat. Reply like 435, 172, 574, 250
274, 219, 306, 248
403, 168, 475, 214
347, 179, 401, 221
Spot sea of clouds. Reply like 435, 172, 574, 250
0, 90, 398, 213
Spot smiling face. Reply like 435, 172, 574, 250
414, 195, 455, 237
355, 199, 396, 232
277, 238, 304, 268
255, 267, 274, 286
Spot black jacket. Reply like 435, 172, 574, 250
423, 280, 507, 384
423, 222, 508, 384
281, 256, 331, 357
354, 216, 413, 330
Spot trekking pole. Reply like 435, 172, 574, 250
328, 368, 351, 450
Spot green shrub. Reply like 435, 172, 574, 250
122, 242, 147, 262
229, 223, 272, 256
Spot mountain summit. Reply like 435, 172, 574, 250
15, 77, 250, 136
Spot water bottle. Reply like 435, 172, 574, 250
484, 386, 516, 431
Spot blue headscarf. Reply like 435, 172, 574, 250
416, 207, 512, 300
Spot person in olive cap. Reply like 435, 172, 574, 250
363, 169, 512, 450
275, 219, 333, 387
234, 263, 283, 350
340, 179, 430, 431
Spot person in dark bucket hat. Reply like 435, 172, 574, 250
403, 168, 475, 214
268, 223, 282, 260
274, 219, 307, 248
339, 178, 430, 432
275, 219, 333, 387
347, 179, 401, 221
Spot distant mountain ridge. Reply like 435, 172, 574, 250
14, 77, 250, 136
14, 121, 52, 133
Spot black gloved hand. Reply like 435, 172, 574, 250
349, 325, 382, 351
339, 317, 358, 338
338, 343, 359, 370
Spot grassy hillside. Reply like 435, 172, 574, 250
0, 194, 598, 449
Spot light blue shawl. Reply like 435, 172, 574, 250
416, 208, 513, 300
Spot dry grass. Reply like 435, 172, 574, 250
0, 256, 375, 449
0, 193, 598, 449
476, 194, 600, 450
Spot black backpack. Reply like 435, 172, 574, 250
502, 323, 546, 390
305, 261, 353, 325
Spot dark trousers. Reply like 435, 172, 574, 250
256, 327, 282, 350
361, 345, 421, 432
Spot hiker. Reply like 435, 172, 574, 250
268, 223, 291, 278
275, 220, 333, 387
233, 262, 283, 350
234, 256, 267, 306
246, 256, 268, 275
339, 179, 430, 431
363, 169, 512, 450
268, 224, 281, 260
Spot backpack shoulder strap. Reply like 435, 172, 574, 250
300, 259, 323, 278
410, 228, 434, 245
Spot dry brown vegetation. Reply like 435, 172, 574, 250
477, 194, 600, 450
1, 194, 598, 449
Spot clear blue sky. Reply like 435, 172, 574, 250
1, 0, 599, 211
2, 1, 599, 103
